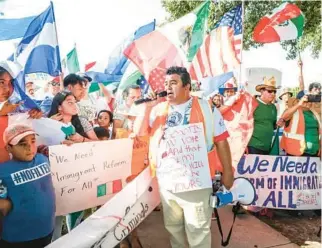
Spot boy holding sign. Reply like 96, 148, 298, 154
0, 124, 55, 248
134, 66, 234, 248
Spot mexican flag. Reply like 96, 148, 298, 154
253, 2, 304, 43
186, 1, 210, 62
160, 0, 210, 62
62, 47, 80, 74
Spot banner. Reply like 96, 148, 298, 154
156, 123, 212, 193
92, 178, 160, 248
47, 166, 160, 248
236, 155, 321, 210
49, 139, 133, 215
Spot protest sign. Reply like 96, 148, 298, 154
156, 123, 212, 193
49, 139, 133, 215
47, 166, 160, 248
236, 155, 321, 210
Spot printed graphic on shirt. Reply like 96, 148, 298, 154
10, 163, 51, 186
219, 118, 225, 127
167, 111, 183, 127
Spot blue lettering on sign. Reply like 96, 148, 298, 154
272, 156, 317, 174
237, 156, 269, 175
263, 191, 276, 208
263, 191, 297, 209
237, 155, 318, 175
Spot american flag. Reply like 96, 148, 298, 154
189, 5, 243, 81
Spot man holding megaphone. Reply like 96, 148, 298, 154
134, 66, 234, 248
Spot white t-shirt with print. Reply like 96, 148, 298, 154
149, 98, 228, 139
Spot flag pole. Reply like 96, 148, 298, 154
239, 0, 245, 89
50, 1, 64, 89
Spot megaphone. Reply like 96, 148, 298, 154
209, 177, 256, 208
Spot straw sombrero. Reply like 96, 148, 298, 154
279, 87, 293, 100
255, 76, 280, 92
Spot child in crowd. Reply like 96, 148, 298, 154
94, 127, 110, 140
0, 124, 55, 248
96, 110, 113, 139
97, 110, 113, 128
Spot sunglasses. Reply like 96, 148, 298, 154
265, 89, 276, 94
51, 82, 60, 86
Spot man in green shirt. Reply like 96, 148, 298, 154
248, 77, 283, 154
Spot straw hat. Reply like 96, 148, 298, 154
255, 76, 280, 92
279, 87, 293, 100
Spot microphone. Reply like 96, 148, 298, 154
134, 91, 167, 105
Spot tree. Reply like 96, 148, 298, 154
161, 0, 321, 60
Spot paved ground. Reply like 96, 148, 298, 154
137, 206, 300, 248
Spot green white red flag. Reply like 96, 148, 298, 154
253, 2, 304, 43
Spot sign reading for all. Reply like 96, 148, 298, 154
49, 139, 133, 215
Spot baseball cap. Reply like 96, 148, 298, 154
3, 124, 36, 146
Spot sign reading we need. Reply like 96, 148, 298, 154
236, 155, 321, 210
49, 139, 133, 215
156, 123, 212, 193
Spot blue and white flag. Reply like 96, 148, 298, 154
0, 0, 48, 41
200, 71, 234, 98
6, 2, 62, 110
13, 2, 61, 79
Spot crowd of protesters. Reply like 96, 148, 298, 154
0, 60, 320, 248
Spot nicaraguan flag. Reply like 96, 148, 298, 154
13, 2, 61, 79
0, 0, 48, 41
6, 2, 62, 110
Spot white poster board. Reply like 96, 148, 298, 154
49, 139, 133, 215
156, 123, 212, 193
235, 155, 321, 210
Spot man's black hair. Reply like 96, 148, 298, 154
309, 82, 321, 92
63, 73, 86, 88
166, 66, 191, 90
122, 85, 141, 98
94, 127, 110, 139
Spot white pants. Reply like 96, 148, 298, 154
160, 188, 213, 248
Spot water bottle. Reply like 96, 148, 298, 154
0, 180, 8, 199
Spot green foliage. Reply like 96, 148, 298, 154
161, 0, 321, 60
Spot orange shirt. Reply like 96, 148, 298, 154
0, 116, 9, 163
